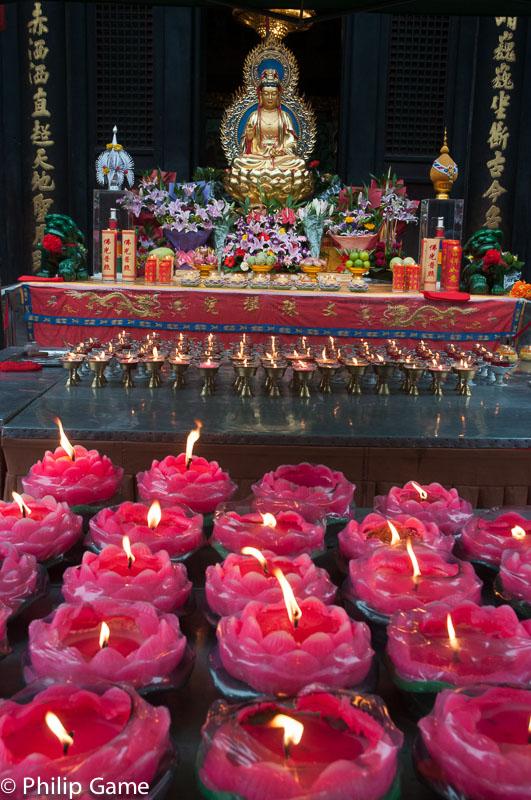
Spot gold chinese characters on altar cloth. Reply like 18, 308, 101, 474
221, 37, 316, 205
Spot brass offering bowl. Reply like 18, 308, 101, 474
118, 358, 139, 388
403, 364, 425, 396
343, 361, 368, 395
199, 363, 220, 396
372, 362, 395, 395
263, 364, 287, 397
87, 357, 110, 388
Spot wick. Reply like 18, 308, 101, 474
22, 508, 26, 519
263, 563, 269, 576
452, 649, 460, 664
284, 743, 291, 760
186, 457, 192, 470
64, 733, 74, 755
128, 556, 133, 569
294, 617, 300, 630
101, 641, 108, 649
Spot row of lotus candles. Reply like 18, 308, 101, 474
60, 332, 513, 396
0, 421, 529, 798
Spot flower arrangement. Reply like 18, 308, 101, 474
510, 280, 531, 299
327, 191, 376, 236
223, 206, 310, 273
175, 246, 217, 269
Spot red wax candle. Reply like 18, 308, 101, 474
25, 600, 188, 688
205, 551, 336, 617
0, 494, 82, 562
0, 542, 43, 615
137, 453, 237, 514
217, 597, 374, 695
461, 510, 531, 566
417, 686, 531, 800
62, 543, 191, 612
0, 683, 171, 798
211, 510, 325, 557
199, 689, 403, 800
500, 544, 531, 605
338, 512, 452, 561
374, 481, 473, 537
23, 446, 123, 506
346, 543, 482, 621
388, 601, 531, 688
252, 463, 355, 522
87, 501, 205, 559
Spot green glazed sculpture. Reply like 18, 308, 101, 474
36, 213, 89, 281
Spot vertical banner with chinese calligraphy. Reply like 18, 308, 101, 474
22, 1, 68, 274
465, 17, 526, 246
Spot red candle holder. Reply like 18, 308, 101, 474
86, 501, 205, 561
24, 600, 194, 692
0, 543, 47, 617
198, 689, 403, 800
211, 504, 326, 559
497, 544, 531, 617
23, 446, 123, 507
460, 508, 531, 567
338, 512, 452, 563
373, 480, 473, 537
252, 462, 355, 523
137, 453, 237, 515
416, 685, 531, 800
62, 543, 192, 613
214, 597, 375, 697
344, 543, 482, 625
0, 494, 82, 563
0, 682, 175, 799
387, 600, 531, 693
205, 550, 336, 619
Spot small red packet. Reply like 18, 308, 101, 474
422, 290, 470, 302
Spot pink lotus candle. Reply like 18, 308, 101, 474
217, 596, 374, 695
417, 686, 531, 800
211, 509, 325, 557
500, 544, 531, 605
387, 601, 531, 688
252, 463, 355, 521
338, 512, 452, 561
87, 500, 204, 559
461, 510, 531, 566
25, 600, 188, 689
137, 422, 237, 513
0, 492, 82, 562
22, 419, 123, 506
205, 550, 336, 617
345, 542, 482, 621
62, 540, 191, 612
373, 481, 473, 537
0, 542, 43, 615
199, 689, 403, 800
0, 683, 171, 799
0, 604, 10, 656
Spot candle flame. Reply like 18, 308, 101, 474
244, 358, 248, 367
45, 712, 74, 750
55, 418, 75, 461
241, 546, 268, 571
293, 349, 299, 358
296, 360, 307, 369
388, 521, 400, 545
12, 492, 32, 517
352, 357, 358, 365
273, 568, 302, 628
512, 525, 526, 540
147, 500, 162, 530
99, 621, 110, 649
269, 714, 304, 749
406, 538, 421, 580
321, 347, 326, 360
447, 613, 458, 650
185, 420, 202, 463
260, 512, 277, 529
410, 481, 428, 501
528, 716, 531, 736
122, 535, 135, 563
153, 347, 158, 359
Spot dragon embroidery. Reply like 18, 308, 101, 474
64, 291, 163, 319
383, 303, 482, 330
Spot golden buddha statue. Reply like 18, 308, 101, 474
221, 39, 316, 205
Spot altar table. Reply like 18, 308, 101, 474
22, 280, 526, 348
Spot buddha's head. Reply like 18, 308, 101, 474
258, 68, 281, 110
